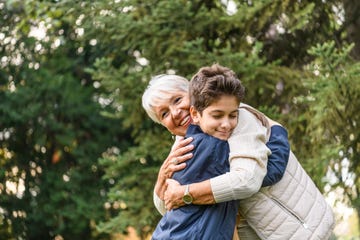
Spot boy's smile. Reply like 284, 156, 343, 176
190, 95, 239, 140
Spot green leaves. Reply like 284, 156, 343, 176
1, 0, 360, 238
299, 41, 360, 196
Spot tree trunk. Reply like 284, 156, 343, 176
356, 206, 360, 236
343, 0, 360, 60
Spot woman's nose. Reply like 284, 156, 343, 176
170, 107, 181, 119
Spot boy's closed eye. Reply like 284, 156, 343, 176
229, 113, 238, 119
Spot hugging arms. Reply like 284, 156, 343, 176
143, 64, 334, 239
155, 107, 290, 213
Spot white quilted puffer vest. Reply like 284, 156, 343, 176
239, 150, 335, 240
236, 105, 335, 240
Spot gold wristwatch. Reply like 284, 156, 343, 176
182, 184, 193, 204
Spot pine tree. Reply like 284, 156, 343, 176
1, 0, 359, 238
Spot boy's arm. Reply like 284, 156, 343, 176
262, 125, 290, 187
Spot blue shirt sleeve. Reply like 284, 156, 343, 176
262, 125, 290, 187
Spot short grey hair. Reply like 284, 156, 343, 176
142, 74, 189, 124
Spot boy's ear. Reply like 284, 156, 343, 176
190, 106, 200, 124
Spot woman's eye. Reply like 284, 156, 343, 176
161, 111, 169, 119
174, 97, 182, 104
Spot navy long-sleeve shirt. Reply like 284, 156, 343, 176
152, 125, 290, 239
152, 124, 238, 240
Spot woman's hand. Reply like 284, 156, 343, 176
162, 137, 194, 179
154, 137, 194, 200
164, 179, 215, 210
164, 179, 185, 210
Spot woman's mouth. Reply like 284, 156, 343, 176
179, 115, 191, 126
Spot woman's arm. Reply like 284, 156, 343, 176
210, 108, 270, 202
153, 136, 194, 214
235, 107, 290, 187
164, 109, 270, 210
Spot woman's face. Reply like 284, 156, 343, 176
153, 91, 192, 136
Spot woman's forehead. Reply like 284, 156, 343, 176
151, 91, 174, 107
152, 90, 186, 106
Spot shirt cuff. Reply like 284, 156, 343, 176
153, 190, 166, 216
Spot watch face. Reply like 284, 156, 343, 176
183, 194, 193, 204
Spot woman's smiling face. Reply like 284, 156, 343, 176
153, 91, 192, 136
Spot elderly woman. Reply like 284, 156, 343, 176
142, 64, 334, 239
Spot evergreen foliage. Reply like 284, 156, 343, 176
0, 1, 122, 239
300, 41, 360, 229
0, 0, 359, 238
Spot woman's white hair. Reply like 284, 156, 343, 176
142, 74, 189, 124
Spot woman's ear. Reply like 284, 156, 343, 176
190, 106, 200, 124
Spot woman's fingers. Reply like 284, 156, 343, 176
166, 162, 186, 178
177, 136, 193, 147
156, 138, 193, 198
161, 137, 194, 179
172, 137, 194, 153
172, 137, 194, 159
172, 152, 193, 165
167, 150, 193, 177
171, 158, 179, 165
164, 179, 184, 210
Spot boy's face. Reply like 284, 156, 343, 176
191, 95, 239, 140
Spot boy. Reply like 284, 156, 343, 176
152, 64, 246, 239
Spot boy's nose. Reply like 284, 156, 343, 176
220, 120, 231, 129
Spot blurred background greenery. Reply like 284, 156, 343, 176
0, 0, 359, 239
